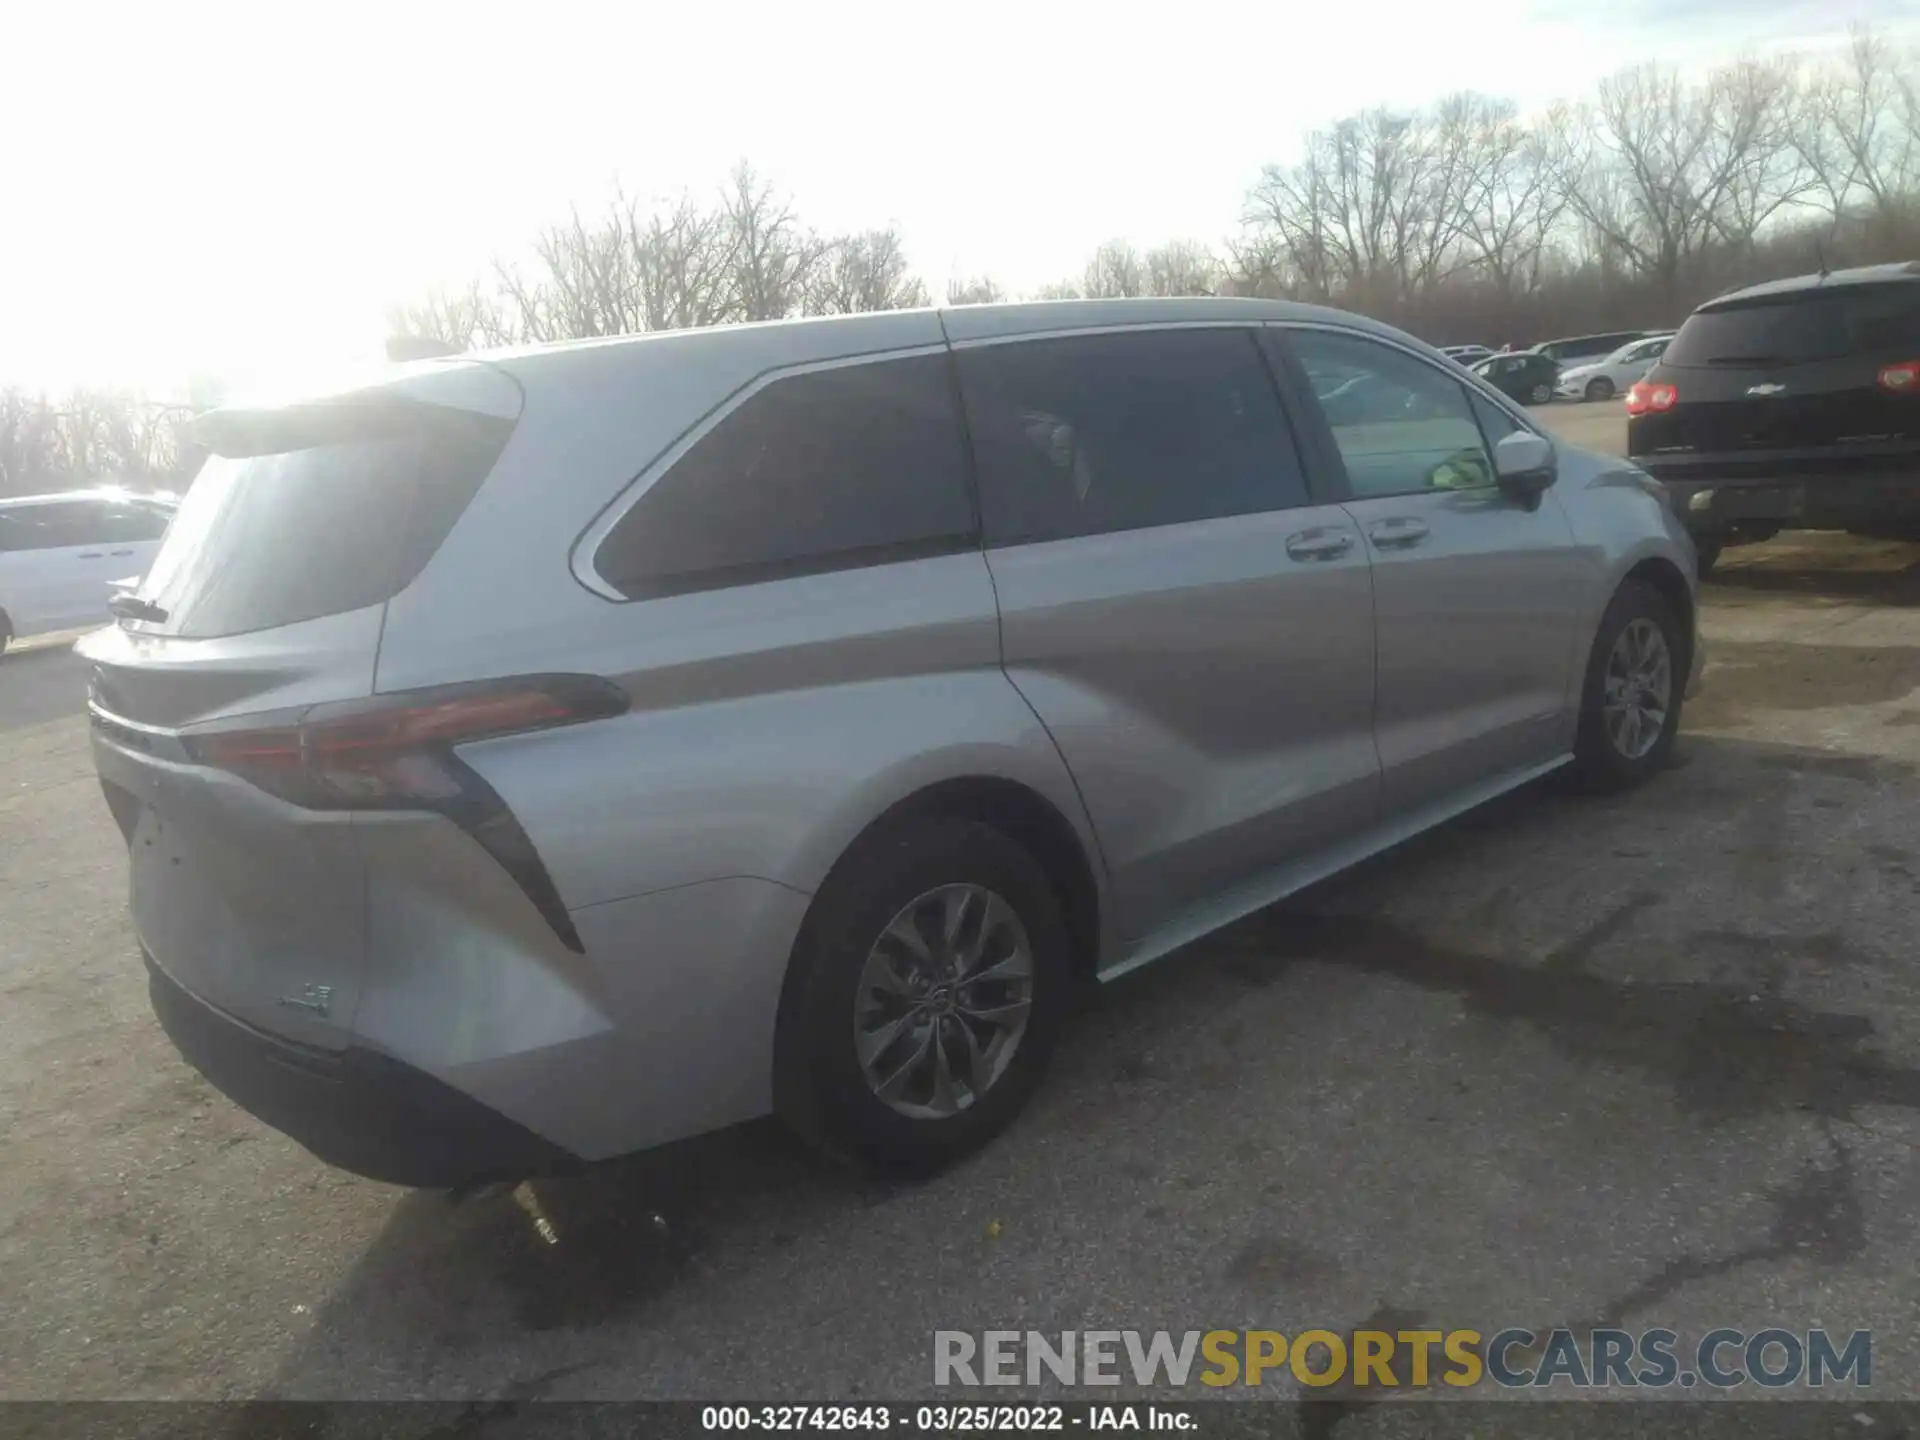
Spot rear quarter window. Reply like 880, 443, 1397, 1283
592, 352, 975, 600
136, 405, 512, 639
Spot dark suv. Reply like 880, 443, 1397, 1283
1472, 351, 1561, 405
1628, 262, 1920, 570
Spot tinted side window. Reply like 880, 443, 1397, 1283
1288, 330, 1496, 499
0, 502, 95, 550
595, 354, 973, 600
957, 329, 1308, 547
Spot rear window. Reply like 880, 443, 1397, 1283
1663, 285, 1920, 368
135, 405, 512, 638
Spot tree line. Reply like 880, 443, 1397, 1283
8, 28, 1915, 498
0, 390, 197, 499
393, 26, 1920, 354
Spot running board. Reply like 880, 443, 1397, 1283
1100, 753, 1574, 983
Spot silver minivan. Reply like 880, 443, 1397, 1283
77, 299, 1701, 1187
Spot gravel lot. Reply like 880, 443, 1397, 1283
5, 404, 1920, 1419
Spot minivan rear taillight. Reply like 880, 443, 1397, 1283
183, 675, 628, 951
1625, 381, 1678, 416
1877, 361, 1920, 392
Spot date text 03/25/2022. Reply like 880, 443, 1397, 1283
702, 1406, 1190, 1432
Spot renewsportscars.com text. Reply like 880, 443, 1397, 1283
933, 1328, 1871, 1390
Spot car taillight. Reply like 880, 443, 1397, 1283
1625, 381, 1678, 417
183, 675, 628, 951
1877, 360, 1920, 392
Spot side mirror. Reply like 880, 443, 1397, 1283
1493, 430, 1556, 502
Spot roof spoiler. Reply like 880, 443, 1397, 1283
186, 390, 435, 458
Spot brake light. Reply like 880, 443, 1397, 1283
184, 675, 627, 951
1625, 381, 1678, 416
1878, 360, 1920, 392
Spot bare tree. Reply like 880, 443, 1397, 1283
1456, 101, 1565, 298
0, 388, 195, 497
1796, 27, 1920, 231
386, 280, 508, 352
0, 390, 61, 495
809, 228, 931, 314
1545, 60, 1807, 306
1705, 57, 1813, 259
392, 162, 942, 351
946, 276, 1006, 306
1247, 108, 1438, 304
1220, 230, 1294, 298
630, 196, 740, 331
720, 163, 825, 322
1081, 240, 1148, 298
1144, 241, 1220, 295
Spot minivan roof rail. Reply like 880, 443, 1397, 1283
386, 335, 463, 362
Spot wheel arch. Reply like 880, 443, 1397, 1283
1621, 554, 1694, 678
789, 775, 1105, 989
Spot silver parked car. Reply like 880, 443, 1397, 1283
77, 299, 1702, 1186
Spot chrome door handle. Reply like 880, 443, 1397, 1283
77, 551, 104, 559
110, 549, 134, 557
1285, 528, 1354, 562
1367, 518, 1430, 548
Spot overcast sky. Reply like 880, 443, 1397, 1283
2, 0, 1915, 397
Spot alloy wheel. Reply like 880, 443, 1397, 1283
1602, 618, 1673, 761
853, 884, 1035, 1120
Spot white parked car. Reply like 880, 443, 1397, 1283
1556, 334, 1676, 402
0, 488, 175, 653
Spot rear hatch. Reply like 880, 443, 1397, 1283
1629, 280, 1920, 470
77, 365, 523, 1049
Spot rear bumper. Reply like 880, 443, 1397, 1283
146, 954, 578, 1188
1637, 454, 1920, 534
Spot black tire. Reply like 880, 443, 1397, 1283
0, 610, 11, 656
1585, 377, 1615, 402
1692, 539, 1721, 578
774, 817, 1072, 1174
1529, 382, 1552, 404
1572, 579, 1687, 792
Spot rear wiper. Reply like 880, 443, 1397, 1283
1705, 355, 1785, 366
108, 594, 169, 623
